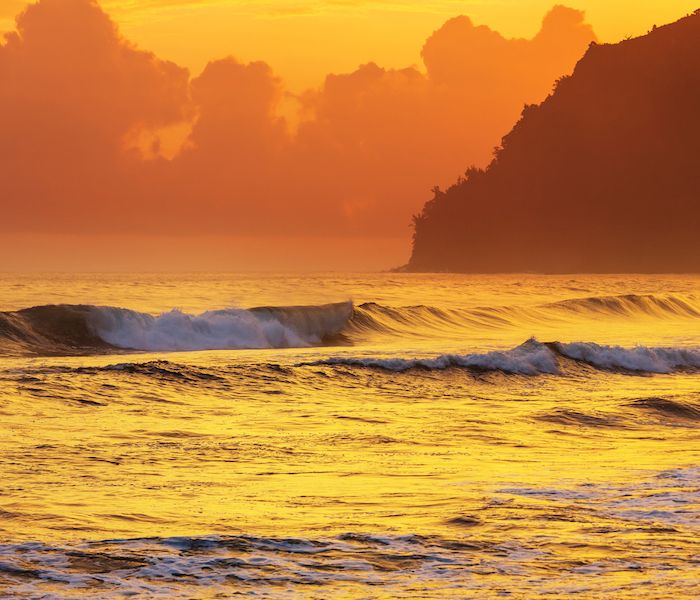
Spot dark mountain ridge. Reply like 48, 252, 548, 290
406, 10, 700, 272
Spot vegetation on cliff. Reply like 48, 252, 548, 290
408, 11, 700, 272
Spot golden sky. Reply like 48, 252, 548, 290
0, 0, 696, 270
1, 0, 698, 89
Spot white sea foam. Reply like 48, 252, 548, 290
499, 466, 700, 528
90, 302, 353, 351
308, 339, 560, 374
307, 339, 700, 375
555, 341, 700, 373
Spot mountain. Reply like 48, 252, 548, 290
406, 10, 700, 273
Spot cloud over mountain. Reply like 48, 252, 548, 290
0, 0, 594, 262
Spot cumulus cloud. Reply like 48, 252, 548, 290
0, 0, 595, 249
280, 5, 595, 233
0, 0, 189, 231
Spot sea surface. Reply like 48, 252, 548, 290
1, 273, 700, 598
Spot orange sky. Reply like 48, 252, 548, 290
1, 0, 694, 89
0, 0, 696, 271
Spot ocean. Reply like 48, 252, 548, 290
1, 273, 699, 598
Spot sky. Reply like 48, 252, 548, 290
0, 0, 696, 271
0, 1, 693, 90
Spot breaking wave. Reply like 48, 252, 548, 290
0, 302, 353, 355
553, 341, 700, 373
307, 338, 559, 374
306, 339, 700, 375
93, 302, 353, 352
0, 292, 698, 356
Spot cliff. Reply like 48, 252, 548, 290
407, 11, 700, 272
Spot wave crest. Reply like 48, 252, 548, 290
1, 292, 698, 356
546, 294, 700, 318
305, 339, 700, 375
0, 302, 353, 355
93, 302, 353, 352
346, 294, 700, 341
554, 341, 700, 373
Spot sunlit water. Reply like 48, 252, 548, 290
1, 273, 699, 598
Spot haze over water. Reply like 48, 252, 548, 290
1, 273, 700, 597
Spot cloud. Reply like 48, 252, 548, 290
187, 58, 287, 153
0, 0, 595, 252
1, 0, 189, 139
162, 57, 293, 233
422, 6, 595, 94
279, 5, 595, 233
0, 0, 190, 231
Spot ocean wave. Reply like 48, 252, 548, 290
305, 339, 700, 375
0, 305, 112, 355
347, 293, 699, 340
0, 302, 353, 355
349, 302, 519, 336
554, 341, 700, 373
305, 338, 559, 374
536, 409, 622, 428
100, 360, 227, 382
92, 302, 353, 351
2, 468, 699, 597
496, 466, 700, 528
0, 531, 516, 597
627, 397, 700, 420
545, 294, 700, 318
536, 397, 700, 430
0, 292, 698, 356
